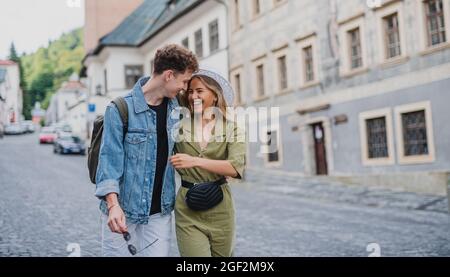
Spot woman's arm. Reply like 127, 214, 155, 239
169, 154, 239, 178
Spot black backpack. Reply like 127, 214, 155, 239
88, 97, 128, 184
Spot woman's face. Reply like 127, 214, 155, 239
187, 77, 217, 114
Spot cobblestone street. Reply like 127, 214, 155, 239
0, 134, 449, 257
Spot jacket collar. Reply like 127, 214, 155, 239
131, 76, 179, 114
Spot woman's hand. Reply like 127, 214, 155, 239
169, 154, 199, 169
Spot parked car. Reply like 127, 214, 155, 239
21, 120, 36, 133
39, 127, 57, 144
4, 123, 26, 135
0, 123, 4, 138
53, 135, 86, 155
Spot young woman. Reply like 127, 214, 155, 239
169, 69, 246, 257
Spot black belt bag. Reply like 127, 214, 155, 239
183, 178, 227, 211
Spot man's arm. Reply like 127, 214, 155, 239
95, 104, 125, 199
95, 103, 127, 234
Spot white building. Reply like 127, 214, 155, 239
0, 60, 23, 124
82, 0, 229, 121
46, 74, 87, 136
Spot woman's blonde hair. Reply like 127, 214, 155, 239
182, 75, 229, 120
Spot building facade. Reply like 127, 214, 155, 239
229, 0, 450, 195
0, 60, 23, 125
82, 0, 229, 119
46, 74, 87, 137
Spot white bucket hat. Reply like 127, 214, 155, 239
192, 69, 234, 106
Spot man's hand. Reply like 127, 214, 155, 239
108, 206, 128, 234
106, 193, 128, 234
169, 154, 199, 169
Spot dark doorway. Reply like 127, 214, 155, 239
311, 123, 328, 175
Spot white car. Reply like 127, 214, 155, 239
5, 123, 26, 135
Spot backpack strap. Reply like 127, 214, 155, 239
111, 97, 128, 137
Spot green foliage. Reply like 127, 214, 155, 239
21, 28, 84, 111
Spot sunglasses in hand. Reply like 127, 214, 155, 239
123, 232, 158, 256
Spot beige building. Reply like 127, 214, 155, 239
84, 0, 144, 54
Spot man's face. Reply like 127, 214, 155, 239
164, 70, 193, 99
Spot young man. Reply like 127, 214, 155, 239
95, 44, 198, 257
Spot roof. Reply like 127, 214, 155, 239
61, 81, 86, 91
0, 60, 16, 66
99, 0, 168, 47
139, 0, 203, 46
86, 0, 204, 58
0, 68, 6, 84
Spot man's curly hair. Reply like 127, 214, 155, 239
153, 44, 199, 75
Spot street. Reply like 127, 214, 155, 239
0, 134, 449, 257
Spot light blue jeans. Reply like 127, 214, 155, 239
101, 213, 172, 257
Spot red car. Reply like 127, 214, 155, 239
39, 127, 57, 144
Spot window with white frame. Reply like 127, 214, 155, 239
194, 29, 203, 58
424, 0, 447, 47
209, 19, 220, 53
395, 101, 435, 164
359, 108, 395, 166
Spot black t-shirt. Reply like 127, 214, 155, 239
148, 98, 168, 215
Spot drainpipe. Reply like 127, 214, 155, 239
213, 0, 231, 81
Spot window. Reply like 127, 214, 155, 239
366, 117, 389, 159
266, 130, 279, 163
182, 37, 189, 49
209, 19, 219, 53
252, 0, 261, 17
384, 13, 402, 59
359, 108, 395, 166
125, 65, 143, 89
348, 28, 363, 69
338, 14, 367, 75
234, 73, 242, 104
424, 0, 446, 46
277, 55, 288, 90
195, 29, 203, 58
256, 64, 265, 98
401, 111, 429, 156
296, 33, 319, 86
303, 46, 315, 82
395, 101, 435, 164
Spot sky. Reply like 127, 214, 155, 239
0, 0, 85, 59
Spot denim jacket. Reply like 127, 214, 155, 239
95, 77, 179, 224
